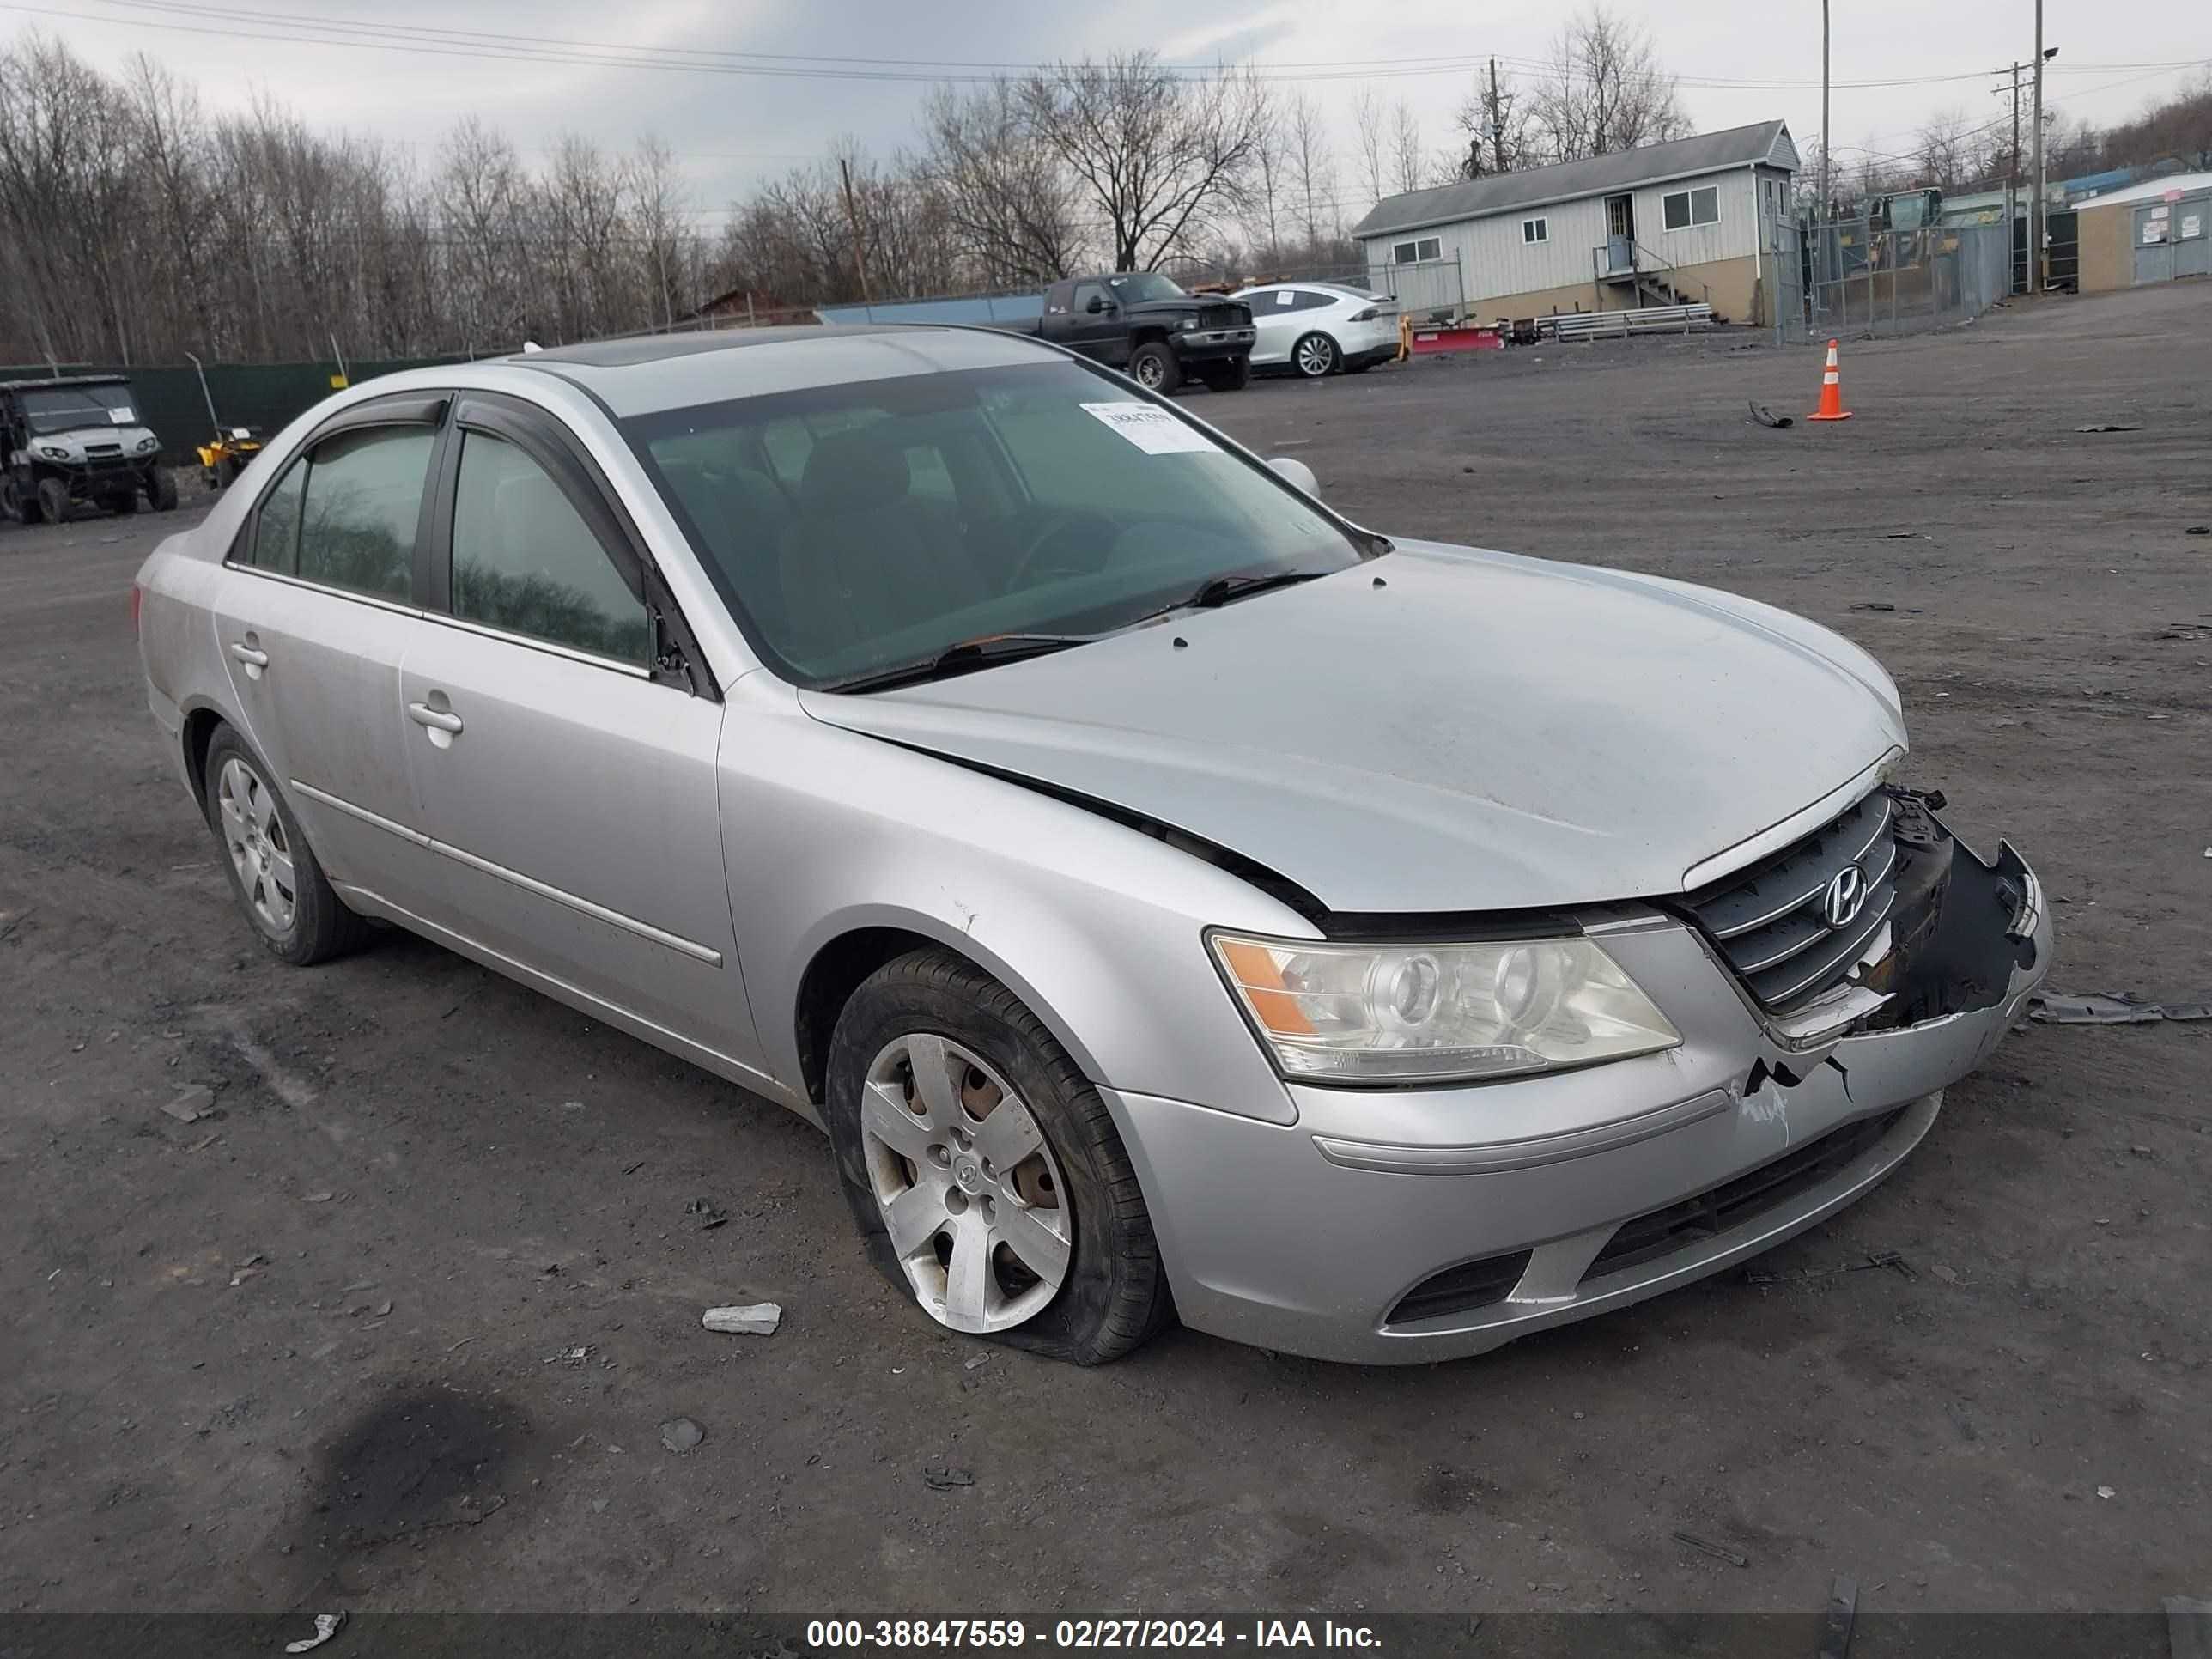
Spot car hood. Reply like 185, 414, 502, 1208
30, 423, 157, 455
1130, 297, 1250, 323
798, 542, 1906, 915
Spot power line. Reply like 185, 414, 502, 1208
17, 0, 2212, 92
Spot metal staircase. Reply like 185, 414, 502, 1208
1591, 240, 1709, 310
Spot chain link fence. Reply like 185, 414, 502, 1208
1769, 219, 2011, 345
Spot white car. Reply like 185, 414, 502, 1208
1234, 283, 1399, 379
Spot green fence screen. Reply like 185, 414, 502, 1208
0, 356, 475, 465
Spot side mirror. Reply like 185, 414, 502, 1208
1267, 456, 1320, 498
1085, 295, 1107, 314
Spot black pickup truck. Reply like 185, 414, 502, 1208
1023, 273, 1255, 392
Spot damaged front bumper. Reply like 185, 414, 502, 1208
1105, 812, 2052, 1365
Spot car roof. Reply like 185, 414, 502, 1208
0, 374, 131, 392
507, 324, 1068, 418
1233, 282, 1370, 298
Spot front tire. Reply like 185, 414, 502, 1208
202, 725, 369, 966
825, 949, 1172, 1364
1291, 331, 1340, 378
1127, 341, 1180, 394
35, 477, 68, 524
151, 468, 179, 511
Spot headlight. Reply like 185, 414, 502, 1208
38, 445, 68, 460
1176, 314, 1197, 331
1211, 932, 1680, 1084
135, 435, 159, 453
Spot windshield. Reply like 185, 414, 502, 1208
21, 384, 139, 435
1103, 273, 1187, 304
623, 361, 1364, 688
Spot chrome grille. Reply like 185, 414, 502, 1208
1684, 790, 1898, 1013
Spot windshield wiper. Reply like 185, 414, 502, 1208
817, 632, 1097, 695
1142, 568, 1333, 621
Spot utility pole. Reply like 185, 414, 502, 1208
837, 155, 872, 306
1819, 0, 1831, 226
1998, 61, 2026, 292
2032, 0, 2045, 292
1487, 57, 1505, 174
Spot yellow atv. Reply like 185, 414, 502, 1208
196, 428, 264, 492
187, 352, 264, 492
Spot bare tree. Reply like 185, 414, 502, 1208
1455, 59, 1534, 178
436, 118, 535, 349
1023, 53, 1266, 272
1388, 99, 1429, 194
1913, 109, 1978, 191
1351, 88, 1388, 206
1247, 85, 1287, 258
1284, 90, 1338, 245
1528, 4, 1690, 163
627, 135, 689, 332
921, 81, 1084, 284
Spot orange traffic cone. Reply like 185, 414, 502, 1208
1808, 337, 1853, 422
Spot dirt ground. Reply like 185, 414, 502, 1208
3, 282, 2207, 1623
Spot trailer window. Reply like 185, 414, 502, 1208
1663, 186, 1720, 231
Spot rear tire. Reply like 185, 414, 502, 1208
1127, 341, 1181, 394
824, 949, 1173, 1364
1291, 331, 1340, 378
0, 479, 22, 524
35, 477, 67, 524
1200, 355, 1251, 392
202, 724, 370, 966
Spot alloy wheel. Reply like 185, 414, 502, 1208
1296, 334, 1338, 377
1133, 355, 1167, 388
217, 757, 297, 937
860, 1032, 1073, 1334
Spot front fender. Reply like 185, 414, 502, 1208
718, 675, 1310, 1127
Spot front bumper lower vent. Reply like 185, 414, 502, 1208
1583, 1107, 1909, 1282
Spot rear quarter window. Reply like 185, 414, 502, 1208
296, 426, 434, 602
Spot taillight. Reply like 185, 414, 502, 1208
130, 582, 142, 634
1352, 307, 1378, 322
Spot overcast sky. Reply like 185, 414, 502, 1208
16, 0, 2210, 223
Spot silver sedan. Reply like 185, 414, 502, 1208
135, 326, 2051, 1364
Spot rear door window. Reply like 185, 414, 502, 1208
296, 426, 434, 602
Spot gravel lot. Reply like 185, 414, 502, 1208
3, 282, 2207, 1621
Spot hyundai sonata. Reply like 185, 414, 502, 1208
135, 326, 2051, 1364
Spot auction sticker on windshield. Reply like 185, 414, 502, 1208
1080, 402, 1216, 456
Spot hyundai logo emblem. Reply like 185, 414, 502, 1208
1822, 866, 1869, 929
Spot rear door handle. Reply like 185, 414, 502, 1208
407, 702, 464, 734
228, 641, 268, 668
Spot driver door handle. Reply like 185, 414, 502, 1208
407, 702, 464, 734
228, 641, 268, 668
